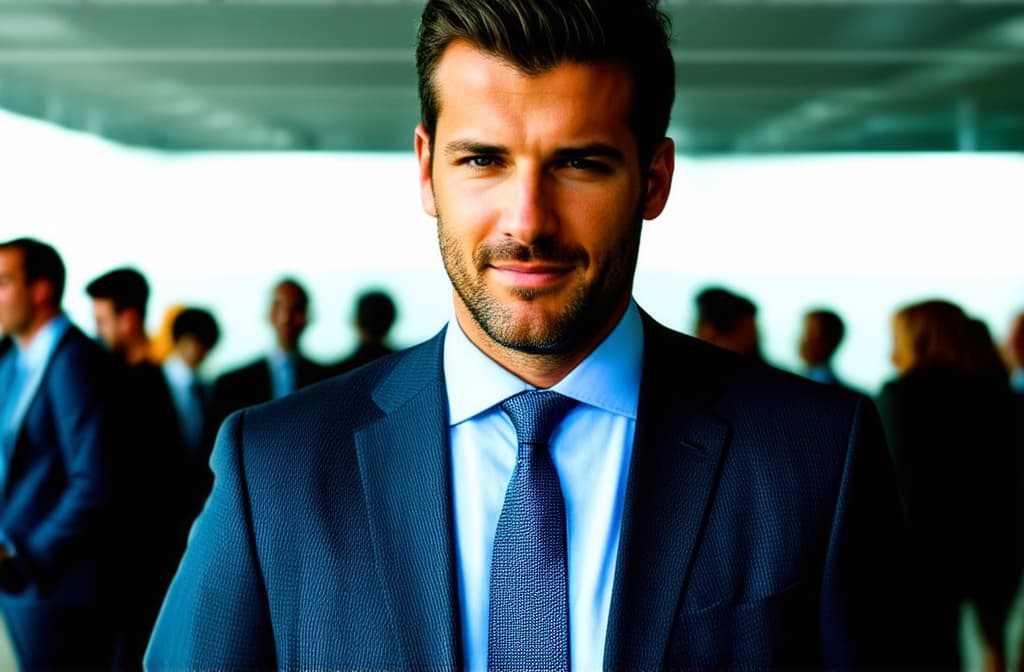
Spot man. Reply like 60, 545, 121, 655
1007, 311, 1024, 394
162, 307, 220, 520
86, 267, 154, 366
147, 1, 912, 669
210, 278, 328, 429
693, 286, 765, 362
331, 289, 398, 376
0, 238, 118, 669
798, 308, 848, 387
87, 267, 189, 669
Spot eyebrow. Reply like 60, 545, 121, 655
442, 140, 627, 165
442, 140, 508, 158
551, 143, 626, 165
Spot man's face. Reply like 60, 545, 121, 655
0, 249, 35, 338
269, 282, 308, 351
798, 315, 824, 366
92, 298, 125, 353
415, 42, 673, 359
1008, 314, 1024, 368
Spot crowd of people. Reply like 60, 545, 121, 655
696, 285, 1024, 669
0, 237, 401, 669
2, 235, 1021, 669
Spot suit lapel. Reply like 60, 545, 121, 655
354, 330, 460, 668
604, 318, 731, 669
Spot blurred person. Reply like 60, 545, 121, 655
968, 318, 1011, 385
148, 1, 914, 668
210, 278, 328, 431
0, 238, 119, 669
163, 307, 220, 520
878, 299, 1018, 669
86, 267, 188, 670
798, 308, 848, 387
86, 267, 153, 365
694, 286, 764, 361
331, 289, 398, 376
1007, 311, 1024, 394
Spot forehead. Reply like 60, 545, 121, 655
0, 249, 25, 275
432, 41, 634, 143
273, 283, 304, 305
92, 297, 117, 313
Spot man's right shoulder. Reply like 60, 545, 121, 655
226, 329, 446, 448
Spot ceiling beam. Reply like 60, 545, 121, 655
731, 13, 1024, 152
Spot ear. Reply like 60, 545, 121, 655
121, 308, 142, 333
29, 279, 54, 310
414, 124, 438, 217
642, 137, 675, 220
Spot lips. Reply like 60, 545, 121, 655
490, 263, 574, 289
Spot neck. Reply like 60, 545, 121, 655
453, 295, 628, 389
15, 307, 60, 350
123, 337, 152, 366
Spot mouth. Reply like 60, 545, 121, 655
489, 263, 574, 290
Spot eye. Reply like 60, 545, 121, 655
563, 158, 613, 175
460, 155, 501, 169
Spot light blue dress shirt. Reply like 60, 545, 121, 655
268, 348, 298, 399
0, 314, 71, 470
163, 355, 206, 457
1011, 368, 1024, 394
445, 301, 644, 672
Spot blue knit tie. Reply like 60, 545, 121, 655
488, 390, 578, 672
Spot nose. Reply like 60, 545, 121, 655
498, 166, 555, 244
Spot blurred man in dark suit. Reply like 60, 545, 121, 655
0, 238, 118, 670
86, 267, 188, 670
798, 308, 849, 387
211, 278, 327, 428
161, 307, 220, 524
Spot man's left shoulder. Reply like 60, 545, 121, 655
642, 316, 868, 425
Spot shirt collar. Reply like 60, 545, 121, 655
163, 354, 196, 388
443, 300, 644, 426
268, 347, 298, 368
17, 313, 71, 374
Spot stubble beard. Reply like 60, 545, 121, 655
436, 215, 641, 357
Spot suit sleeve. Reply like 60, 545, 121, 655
10, 340, 114, 585
818, 396, 920, 667
145, 411, 277, 670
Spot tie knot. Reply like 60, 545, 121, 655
500, 390, 578, 446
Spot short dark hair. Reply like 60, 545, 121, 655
274, 278, 310, 313
0, 237, 66, 307
86, 267, 150, 320
356, 291, 397, 339
806, 309, 845, 356
696, 287, 757, 332
416, 0, 675, 167
172, 307, 220, 349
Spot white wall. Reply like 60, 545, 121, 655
2, 108, 1022, 392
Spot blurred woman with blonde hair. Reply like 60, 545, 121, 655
879, 299, 1018, 669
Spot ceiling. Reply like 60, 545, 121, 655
0, 0, 1022, 155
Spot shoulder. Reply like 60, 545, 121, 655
228, 332, 445, 449
641, 314, 869, 439
47, 325, 113, 380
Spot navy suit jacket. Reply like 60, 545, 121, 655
0, 326, 115, 604
147, 314, 910, 670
